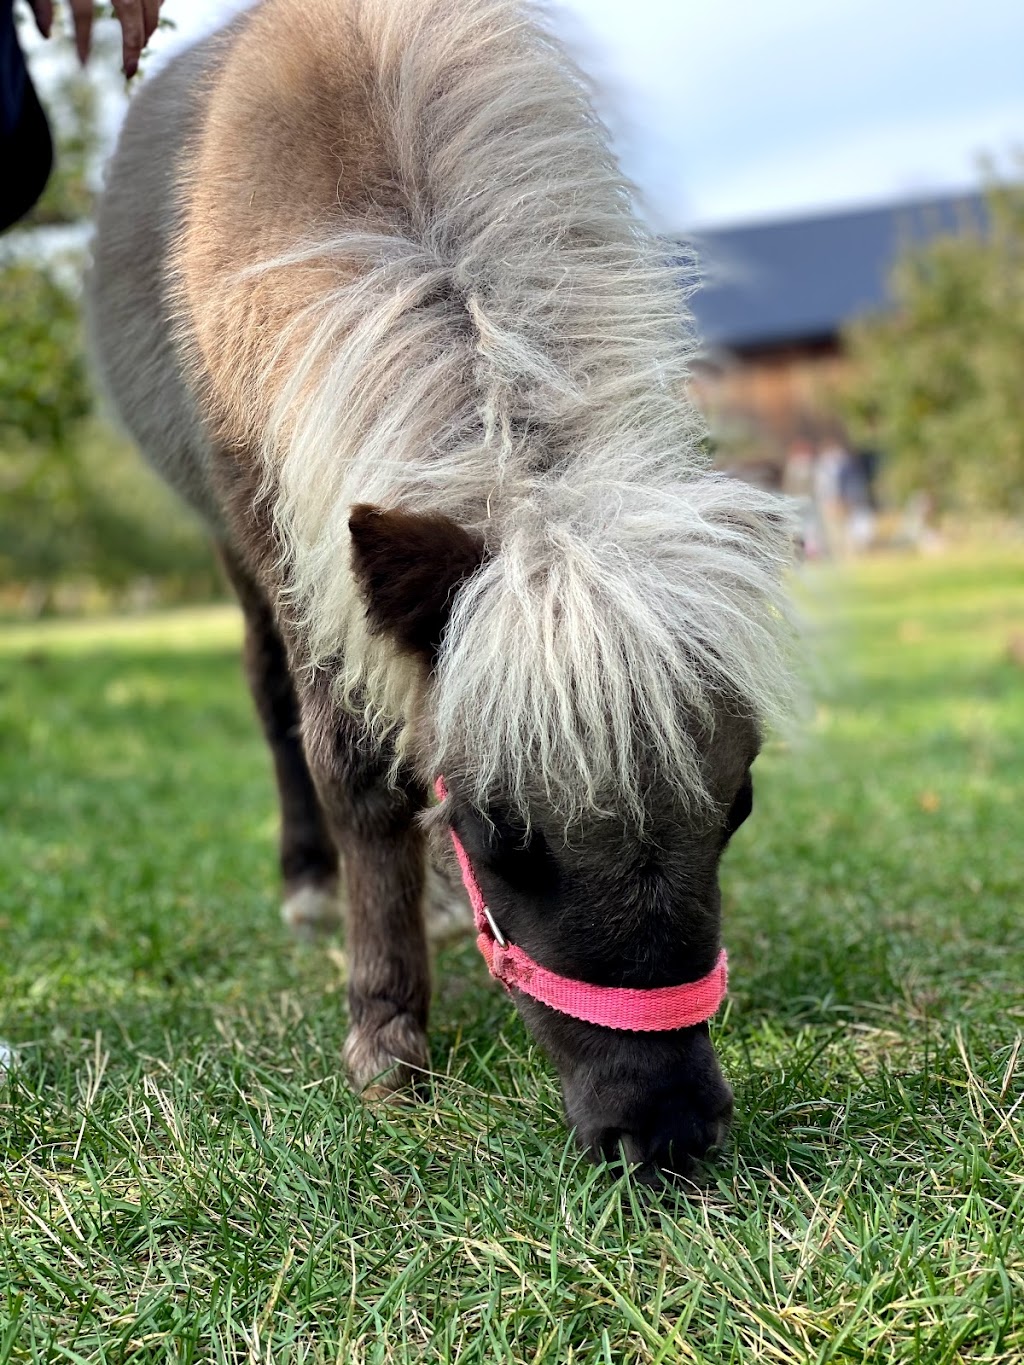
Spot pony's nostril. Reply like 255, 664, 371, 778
566, 1058, 734, 1174
589, 1128, 655, 1171
706, 1092, 735, 1153
592, 1126, 626, 1162
618, 1132, 648, 1169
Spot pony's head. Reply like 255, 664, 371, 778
349, 478, 795, 1180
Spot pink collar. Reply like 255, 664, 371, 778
434, 778, 728, 1033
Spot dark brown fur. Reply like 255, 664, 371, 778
349, 504, 487, 661
207, 459, 436, 1094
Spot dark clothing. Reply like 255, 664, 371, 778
839, 450, 880, 513
1, 0, 53, 230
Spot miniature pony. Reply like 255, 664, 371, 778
89, 0, 795, 1177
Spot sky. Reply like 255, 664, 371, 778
66, 0, 1024, 229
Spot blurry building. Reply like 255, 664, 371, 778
685, 191, 986, 478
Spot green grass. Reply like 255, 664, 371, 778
1, 550, 1022, 1363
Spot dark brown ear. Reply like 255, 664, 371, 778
349, 504, 486, 661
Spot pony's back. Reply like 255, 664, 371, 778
88, 31, 233, 526
176, 0, 698, 471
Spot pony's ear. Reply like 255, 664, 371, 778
349, 504, 486, 662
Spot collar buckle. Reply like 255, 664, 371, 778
482, 903, 507, 948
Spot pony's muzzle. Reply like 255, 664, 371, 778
558, 1025, 734, 1180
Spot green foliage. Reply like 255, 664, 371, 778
22, 64, 102, 227
1, 552, 1023, 1360
0, 255, 96, 587
0, 256, 218, 601
0, 15, 214, 607
0, 256, 91, 447
843, 171, 1024, 514
0, 419, 221, 597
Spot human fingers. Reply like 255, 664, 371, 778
27, 0, 54, 40
68, 0, 93, 65
111, 0, 146, 77
141, 0, 161, 48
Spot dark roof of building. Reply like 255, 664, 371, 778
685, 191, 987, 353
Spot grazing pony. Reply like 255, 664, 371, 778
89, 0, 795, 1178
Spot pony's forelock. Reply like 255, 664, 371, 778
433, 475, 798, 826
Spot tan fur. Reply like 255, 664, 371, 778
175, 0, 393, 446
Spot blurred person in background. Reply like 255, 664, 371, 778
1, 0, 161, 230
814, 438, 849, 558
783, 437, 824, 560
841, 449, 879, 553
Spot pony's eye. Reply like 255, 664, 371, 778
481, 805, 536, 860
470, 806, 556, 894
723, 776, 753, 840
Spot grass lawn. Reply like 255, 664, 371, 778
1, 550, 1022, 1363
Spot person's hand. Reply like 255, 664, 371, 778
28, 0, 163, 78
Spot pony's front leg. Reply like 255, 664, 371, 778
302, 680, 431, 1098
341, 803, 431, 1097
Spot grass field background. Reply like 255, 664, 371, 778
1, 550, 1022, 1363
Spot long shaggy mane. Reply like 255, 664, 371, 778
245, 0, 797, 822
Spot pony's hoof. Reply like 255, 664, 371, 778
281, 882, 343, 940
344, 1012, 429, 1100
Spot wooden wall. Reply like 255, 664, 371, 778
690, 338, 850, 465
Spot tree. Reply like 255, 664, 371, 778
0, 255, 217, 599
0, 257, 94, 585
842, 169, 1024, 516
0, 16, 217, 609
0, 256, 91, 447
